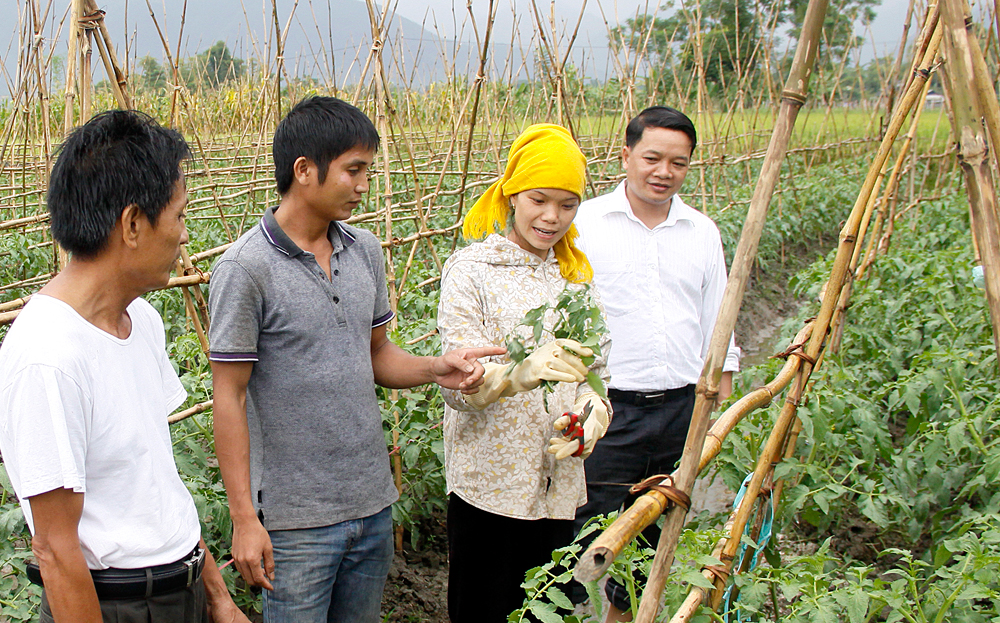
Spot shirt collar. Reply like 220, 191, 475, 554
260, 206, 355, 257
603, 181, 699, 229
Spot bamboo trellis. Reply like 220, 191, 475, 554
571, 0, 1000, 621
2, 1, 998, 619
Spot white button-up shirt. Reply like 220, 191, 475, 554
574, 182, 740, 392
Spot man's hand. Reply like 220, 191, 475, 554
208, 599, 252, 623
718, 371, 734, 406
230, 516, 274, 590
201, 540, 252, 623
430, 346, 507, 392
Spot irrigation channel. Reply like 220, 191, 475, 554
2, 0, 1000, 620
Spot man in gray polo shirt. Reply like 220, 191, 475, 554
207, 97, 502, 623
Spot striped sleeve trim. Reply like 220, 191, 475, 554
208, 352, 260, 363
372, 311, 395, 328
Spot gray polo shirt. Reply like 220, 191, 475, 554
208, 207, 398, 530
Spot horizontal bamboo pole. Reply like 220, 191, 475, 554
0, 272, 212, 325
0, 213, 48, 231
168, 399, 213, 424
0, 295, 31, 313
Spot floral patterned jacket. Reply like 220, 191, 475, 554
437, 234, 611, 520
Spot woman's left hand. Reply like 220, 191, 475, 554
548, 394, 610, 460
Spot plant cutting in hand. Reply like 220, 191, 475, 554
506, 284, 608, 403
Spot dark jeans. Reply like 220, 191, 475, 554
572, 386, 696, 611
448, 494, 574, 623
40, 582, 208, 623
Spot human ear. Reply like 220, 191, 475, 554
621, 145, 631, 168
293, 156, 314, 186
120, 204, 143, 249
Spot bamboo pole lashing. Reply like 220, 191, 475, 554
573, 322, 813, 583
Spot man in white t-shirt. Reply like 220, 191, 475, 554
0, 111, 248, 623
572, 106, 741, 620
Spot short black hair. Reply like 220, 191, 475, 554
48, 110, 190, 258
273, 96, 380, 195
625, 106, 697, 153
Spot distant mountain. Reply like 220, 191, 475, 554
45, 0, 612, 87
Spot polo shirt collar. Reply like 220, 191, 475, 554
606, 181, 699, 229
260, 206, 356, 257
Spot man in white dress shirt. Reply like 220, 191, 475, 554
572, 106, 740, 620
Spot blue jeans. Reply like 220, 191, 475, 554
263, 506, 394, 623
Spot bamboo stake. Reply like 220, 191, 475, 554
63, 0, 82, 133
86, 0, 131, 107
29, 0, 52, 180
856, 78, 934, 281
956, 0, 1000, 177
79, 9, 93, 122
452, 0, 497, 228
941, 0, 1000, 360
364, 0, 405, 552
626, 0, 831, 619
87, 7, 129, 109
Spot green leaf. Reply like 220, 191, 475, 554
586, 371, 607, 398
526, 600, 563, 623
846, 591, 869, 623
547, 587, 573, 610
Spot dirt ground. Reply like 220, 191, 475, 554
381, 519, 450, 623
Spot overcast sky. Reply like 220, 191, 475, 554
0, 0, 929, 98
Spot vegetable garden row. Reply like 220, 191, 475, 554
2, 0, 999, 620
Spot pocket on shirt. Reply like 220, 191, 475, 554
591, 261, 640, 317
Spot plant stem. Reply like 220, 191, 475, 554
945, 369, 989, 454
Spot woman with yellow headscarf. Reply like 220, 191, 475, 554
437, 124, 612, 622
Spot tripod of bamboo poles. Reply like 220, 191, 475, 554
572, 0, 833, 620
63, 0, 131, 132
574, 0, 1000, 619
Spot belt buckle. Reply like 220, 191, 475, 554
184, 547, 206, 587
642, 392, 665, 405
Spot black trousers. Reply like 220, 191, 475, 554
572, 386, 696, 611
40, 582, 208, 623
448, 494, 574, 623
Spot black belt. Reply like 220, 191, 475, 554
608, 386, 695, 407
27, 546, 205, 600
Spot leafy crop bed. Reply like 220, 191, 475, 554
1, 140, 992, 622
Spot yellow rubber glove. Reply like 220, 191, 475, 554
463, 339, 592, 410
547, 393, 610, 460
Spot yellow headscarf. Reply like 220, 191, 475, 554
463, 123, 593, 283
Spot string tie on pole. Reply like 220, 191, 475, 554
629, 474, 691, 511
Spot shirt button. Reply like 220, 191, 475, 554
333, 296, 340, 304
334, 269, 340, 276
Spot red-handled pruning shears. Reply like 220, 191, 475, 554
560, 402, 593, 457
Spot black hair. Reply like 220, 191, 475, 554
272, 96, 380, 195
47, 110, 190, 258
625, 106, 697, 153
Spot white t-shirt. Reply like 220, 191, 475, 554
0, 295, 200, 570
